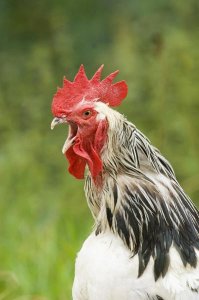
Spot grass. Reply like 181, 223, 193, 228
0, 185, 92, 300
0, 130, 93, 300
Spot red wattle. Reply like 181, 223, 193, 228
65, 120, 108, 181
66, 147, 86, 179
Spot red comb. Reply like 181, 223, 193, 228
52, 65, 128, 116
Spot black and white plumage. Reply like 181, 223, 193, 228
72, 102, 199, 300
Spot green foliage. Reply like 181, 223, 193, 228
0, 0, 198, 298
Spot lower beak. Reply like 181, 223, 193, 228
51, 117, 66, 130
51, 116, 77, 154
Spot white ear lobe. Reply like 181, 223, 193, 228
96, 112, 106, 121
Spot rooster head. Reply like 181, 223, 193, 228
51, 65, 128, 181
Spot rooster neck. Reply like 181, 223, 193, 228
84, 113, 199, 281
85, 170, 199, 281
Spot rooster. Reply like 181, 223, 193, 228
51, 65, 199, 300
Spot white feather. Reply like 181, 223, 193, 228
73, 232, 199, 299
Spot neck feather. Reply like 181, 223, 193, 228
84, 106, 199, 280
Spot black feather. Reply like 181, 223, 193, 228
106, 206, 113, 228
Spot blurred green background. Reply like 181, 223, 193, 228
0, 0, 198, 299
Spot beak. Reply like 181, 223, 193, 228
51, 117, 67, 130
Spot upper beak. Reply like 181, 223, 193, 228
51, 117, 67, 130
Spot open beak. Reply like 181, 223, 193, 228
51, 117, 78, 154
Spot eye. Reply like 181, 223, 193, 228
82, 110, 92, 118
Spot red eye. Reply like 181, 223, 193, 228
82, 110, 92, 118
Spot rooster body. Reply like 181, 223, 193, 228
73, 232, 199, 300
51, 66, 199, 300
